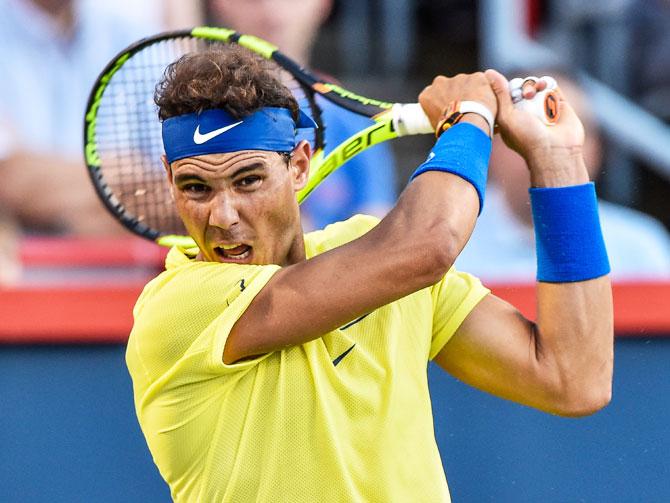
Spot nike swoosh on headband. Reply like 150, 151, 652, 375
193, 121, 244, 144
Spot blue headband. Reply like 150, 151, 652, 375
161, 107, 317, 163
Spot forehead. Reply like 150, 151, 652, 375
171, 150, 282, 175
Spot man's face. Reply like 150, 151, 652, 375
165, 143, 310, 266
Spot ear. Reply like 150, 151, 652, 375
289, 140, 312, 191
162, 155, 175, 201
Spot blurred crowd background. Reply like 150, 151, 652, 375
1, 0, 670, 284
1, 1, 670, 502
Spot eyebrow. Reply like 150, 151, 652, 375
230, 162, 266, 179
173, 161, 268, 186
173, 173, 206, 185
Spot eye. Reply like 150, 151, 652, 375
181, 182, 210, 195
236, 175, 262, 189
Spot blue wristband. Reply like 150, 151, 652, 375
409, 122, 491, 214
530, 182, 610, 282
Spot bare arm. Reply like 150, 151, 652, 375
436, 279, 612, 417
435, 71, 613, 417
224, 73, 497, 364
0, 150, 124, 235
0, 210, 21, 285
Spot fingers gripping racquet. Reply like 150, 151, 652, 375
508, 76, 560, 125
83, 27, 552, 248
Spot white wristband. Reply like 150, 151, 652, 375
458, 100, 495, 137
436, 100, 495, 138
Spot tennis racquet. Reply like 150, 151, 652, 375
83, 27, 554, 249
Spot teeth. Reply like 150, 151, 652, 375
220, 243, 242, 250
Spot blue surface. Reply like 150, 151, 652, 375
0, 345, 169, 503
1, 338, 668, 502
430, 338, 670, 503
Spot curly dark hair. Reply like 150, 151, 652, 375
154, 45, 299, 121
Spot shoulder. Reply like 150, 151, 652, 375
428, 267, 490, 358
304, 214, 380, 257
134, 247, 280, 318
129, 248, 281, 379
161, 245, 279, 288
432, 267, 489, 307
132, 261, 270, 337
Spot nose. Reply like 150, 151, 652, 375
209, 193, 240, 230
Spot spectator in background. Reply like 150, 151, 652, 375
0, 212, 20, 285
203, 0, 397, 230
0, 0, 165, 236
456, 72, 670, 282
630, 0, 670, 122
0, 124, 20, 285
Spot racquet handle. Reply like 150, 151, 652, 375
392, 103, 435, 136
392, 75, 560, 136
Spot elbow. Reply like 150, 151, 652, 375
388, 194, 475, 285
434, 238, 460, 276
553, 381, 612, 418
416, 236, 459, 285
417, 220, 467, 282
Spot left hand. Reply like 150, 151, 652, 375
486, 69, 585, 167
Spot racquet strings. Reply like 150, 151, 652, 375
92, 35, 321, 239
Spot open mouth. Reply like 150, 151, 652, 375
214, 244, 252, 262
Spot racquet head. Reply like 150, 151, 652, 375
84, 28, 327, 246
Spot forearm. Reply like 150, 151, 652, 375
363, 169, 480, 284
226, 74, 497, 362
534, 278, 613, 416
238, 171, 480, 356
261, 120, 490, 335
527, 145, 589, 187
0, 151, 123, 234
529, 153, 613, 415
437, 71, 613, 416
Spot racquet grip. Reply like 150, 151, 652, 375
392, 103, 434, 136
394, 75, 559, 137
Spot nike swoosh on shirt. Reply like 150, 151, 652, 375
193, 121, 243, 144
332, 344, 356, 367
339, 313, 370, 331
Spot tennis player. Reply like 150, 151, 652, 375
127, 47, 613, 502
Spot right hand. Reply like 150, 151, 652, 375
418, 73, 498, 132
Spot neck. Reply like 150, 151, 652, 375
283, 222, 307, 266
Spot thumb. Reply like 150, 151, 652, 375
485, 69, 513, 119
